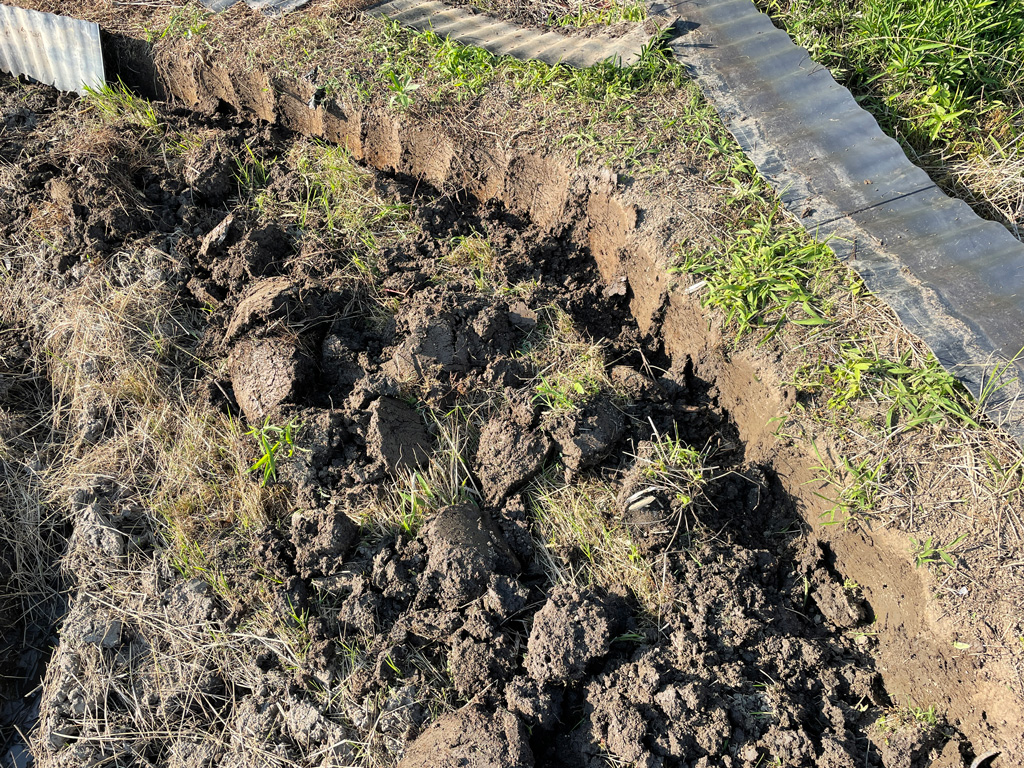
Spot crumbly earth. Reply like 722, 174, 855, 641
0, 73, 987, 768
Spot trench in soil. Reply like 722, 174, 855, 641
0, 31, 1016, 768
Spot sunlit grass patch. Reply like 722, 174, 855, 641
552, 0, 646, 27
520, 307, 612, 412
435, 234, 500, 293
678, 205, 838, 341
82, 82, 162, 138
530, 472, 663, 612
758, 0, 1024, 239
253, 139, 415, 256
794, 343, 980, 434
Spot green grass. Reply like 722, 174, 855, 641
911, 533, 968, 569
676, 203, 836, 341
235, 141, 275, 196
759, 0, 1023, 236
245, 418, 301, 487
143, 4, 209, 43
794, 344, 980, 433
637, 425, 711, 507
363, 16, 684, 107
761, 0, 1023, 142
348, 16, 703, 170
522, 307, 612, 413
250, 139, 414, 261
530, 472, 662, 611
811, 450, 890, 526
82, 82, 162, 137
355, 407, 477, 540
436, 234, 498, 293
551, 0, 646, 27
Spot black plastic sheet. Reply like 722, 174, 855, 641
658, 0, 1024, 443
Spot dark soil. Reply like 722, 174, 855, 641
0, 73, 980, 768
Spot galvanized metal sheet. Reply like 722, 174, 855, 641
0, 3, 103, 95
198, 0, 311, 15
202, 0, 240, 12
658, 0, 1024, 442
367, 0, 652, 68
243, 0, 311, 15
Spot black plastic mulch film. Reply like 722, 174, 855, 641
655, 0, 1024, 444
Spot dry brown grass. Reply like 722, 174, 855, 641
31, 268, 277, 535
930, 139, 1024, 241
0, 242, 295, 763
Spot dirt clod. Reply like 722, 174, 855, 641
183, 141, 237, 206
224, 277, 303, 345
291, 508, 359, 579
526, 585, 616, 684
417, 504, 515, 611
228, 336, 313, 423
476, 403, 552, 505
397, 705, 534, 768
366, 397, 431, 473
550, 397, 627, 473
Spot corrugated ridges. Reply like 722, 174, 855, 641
0, 3, 103, 95
198, 0, 312, 16
366, 0, 650, 68
660, 0, 1024, 442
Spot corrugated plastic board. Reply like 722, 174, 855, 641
366, 0, 653, 68
656, 0, 1024, 443
0, 3, 103, 95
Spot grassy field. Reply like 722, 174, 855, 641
759, 0, 1024, 240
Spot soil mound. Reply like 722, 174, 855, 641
398, 705, 534, 768
525, 585, 618, 684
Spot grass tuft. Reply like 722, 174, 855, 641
795, 343, 980, 434
355, 407, 479, 540
82, 82, 162, 137
521, 307, 611, 412
252, 139, 415, 263
530, 472, 663, 612
678, 204, 836, 341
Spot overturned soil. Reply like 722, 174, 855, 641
0, 71, 1006, 768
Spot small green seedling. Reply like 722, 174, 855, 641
387, 71, 420, 108
246, 418, 301, 486
910, 533, 967, 569
397, 471, 438, 535
534, 373, 585, 412
908, 704, 939, 726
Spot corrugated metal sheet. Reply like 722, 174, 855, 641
0, 3, 103, 95
658, 0, 1024, 443
199, 0, 312, 15
245, 0, 312, 14
366, 0, 653, 68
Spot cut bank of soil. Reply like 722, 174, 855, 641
0, 73, 999, 768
